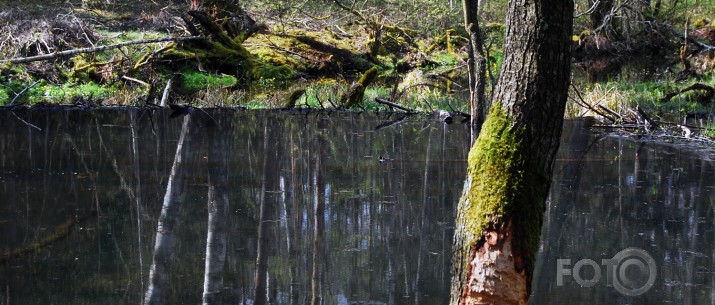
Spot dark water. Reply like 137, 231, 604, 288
0, 109, 713, 305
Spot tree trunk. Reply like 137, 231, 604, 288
450, 0, 573, 303
462, 0, 487, 130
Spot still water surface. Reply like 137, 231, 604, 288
0, 109, 713, 305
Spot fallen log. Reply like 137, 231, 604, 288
0, 36, 203, 64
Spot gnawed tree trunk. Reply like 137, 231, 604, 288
450, 0, 573, 304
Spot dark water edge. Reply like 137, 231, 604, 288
0, 109, 714, 305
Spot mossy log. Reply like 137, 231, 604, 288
165, 10, 293, 81
341, 66, 378, 108
284, 88, 305, 108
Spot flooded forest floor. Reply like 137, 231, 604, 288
3, 0, 715, 144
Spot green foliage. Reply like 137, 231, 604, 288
181, 71, 238, 92
28, 81, 111, 103
0, 87, 9, 104
701, 125, 715, 138
0, 80, 114, 105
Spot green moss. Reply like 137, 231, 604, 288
0, 88, 9, 105
252, 64, 295, 81
181, 71, 238, 92
693, 18, 711, 28
20, 81, 112, 103
357, 66, 378, 85
456, 104, 549, 269
341, 67, 379, 108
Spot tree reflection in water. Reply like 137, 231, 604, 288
0, 110, 714, 305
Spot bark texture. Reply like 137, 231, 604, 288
450, 0, 573, 303
462, 0, 487, 127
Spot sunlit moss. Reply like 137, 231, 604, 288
0, 88, 9, 104
455, 104, 549, 268
27, 81, 112, 103
181, 70, 238, 92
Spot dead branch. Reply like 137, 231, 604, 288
598, 104, 622, 120
569, 83, 617, 122
636, 105, 659, 130
660, 83, 715, 103
9, 80, 40, 106
0, 36, 203, 64
121, 76, 150, 87
375, 97, 416, 112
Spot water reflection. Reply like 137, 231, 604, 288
533, 126, 715, 305
0, 109, 468, 305
0, 110, 714, 305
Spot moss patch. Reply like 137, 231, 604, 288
181, 70, 238, 92
456, 104, 549, 271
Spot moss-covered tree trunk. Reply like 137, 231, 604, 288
450, 0, 573, 303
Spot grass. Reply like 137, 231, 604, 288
569, 71, 715, 120
181, 71, 238, 92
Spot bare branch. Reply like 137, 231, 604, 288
0, 36, 203, 64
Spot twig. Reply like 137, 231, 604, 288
598, 104, 622, 121
9, 80, 41, 106
0, 36, 203, 64
574, 0, 601, 18
121, 76, 150, 87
